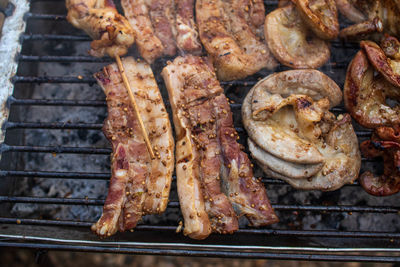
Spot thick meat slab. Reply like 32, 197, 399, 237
196, 0, 277, 81
162, 55, 278, 239
92, 57, 174, 237
66, 0, 135, 57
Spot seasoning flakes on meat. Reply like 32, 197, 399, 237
92, 57, 174, 237
162, 55, 278, 239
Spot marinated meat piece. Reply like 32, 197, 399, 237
122, 0, 201, 62
162, 55, 278, 239
175, 0, 202, 54
121, 0, 164, 63
196, 0, 277, 81
344, 50, 400, 128
66, 0, 135, 57
147, 0, 177, 56
92, 57, 174, 237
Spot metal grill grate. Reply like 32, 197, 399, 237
1, 0, 400, 262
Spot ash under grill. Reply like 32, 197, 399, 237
0, 0, 400, 263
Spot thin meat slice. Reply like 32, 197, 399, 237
66, 0, 135, 58
162, 55, 278, 239
196, 0, 277, 81
121, 0, 164, 63
214, 94, 279, 226
188, 101, 239, 233
175, 0, 202, 54
92, 57, 174, 237
147, 0, 177, 56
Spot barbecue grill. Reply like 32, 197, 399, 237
0, 0, 400, 263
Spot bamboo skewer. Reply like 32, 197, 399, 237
115, 55, 155, 160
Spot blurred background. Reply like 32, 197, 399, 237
0, 249, 396, 267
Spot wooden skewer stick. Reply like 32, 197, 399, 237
115, 55, 155, 160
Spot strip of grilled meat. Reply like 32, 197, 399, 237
66, 0, 135, 57
122, 0, 201, 63
162, 55, 278, 239
92, 57, 174, 237
196, 0, 277, 81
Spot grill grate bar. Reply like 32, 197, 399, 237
8, 96, 106, 106
19, 33, 358, 49
18, 55, 112, 62
0, 144, 111, 154
0, 217, 399, 239
1, 196, 396, 213
2, 121, 372, 138
0, 170, 322, 185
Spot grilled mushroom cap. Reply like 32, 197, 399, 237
361, 39, 400, 88
264, 4, 330, 68
344, 50, 400, 128
293, 0, 339, 40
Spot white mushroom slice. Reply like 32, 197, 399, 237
242, 70, 360, 191
248, 138, 323, 179
254, 115, 361, 191
243, 86, 324, 164
293, 0, 339, 40
264, 4, 330, 69
251, 69, 343, 114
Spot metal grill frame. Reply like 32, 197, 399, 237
0, 0, 400, 262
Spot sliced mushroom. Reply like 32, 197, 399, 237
248, 138, 323, 179
344, 50, 400, 128
361, 39, 400, 88
243, 74, 361, 190
339, 17, 383, 40
359, 139, 400, 196
260, 115, 360, 191
293, 0, 339, 40
264, 4, 330, 69
243, 70, 343, 165
336, 0, 366, 23
381, 34, 400, 60
338, 0, 400, 40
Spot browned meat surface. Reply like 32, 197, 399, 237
122, 0, 201, 62
147, 0, 177, 56
196, 0, 277, 81
66, 0, 135, 57
121, 0, 164, 63
175, 0, 202, 54
92, 57, 174, 237
162, 55, 278, 239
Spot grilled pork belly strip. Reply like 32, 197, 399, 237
92, 57, 174, 237
175, 0, 202, 54
196, 0, 277, 81
147, 0, 177, 56
122, 0, 201, 62
66, 0, 135, 58
121, 0, 164, 64
162, 55, 277, 239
